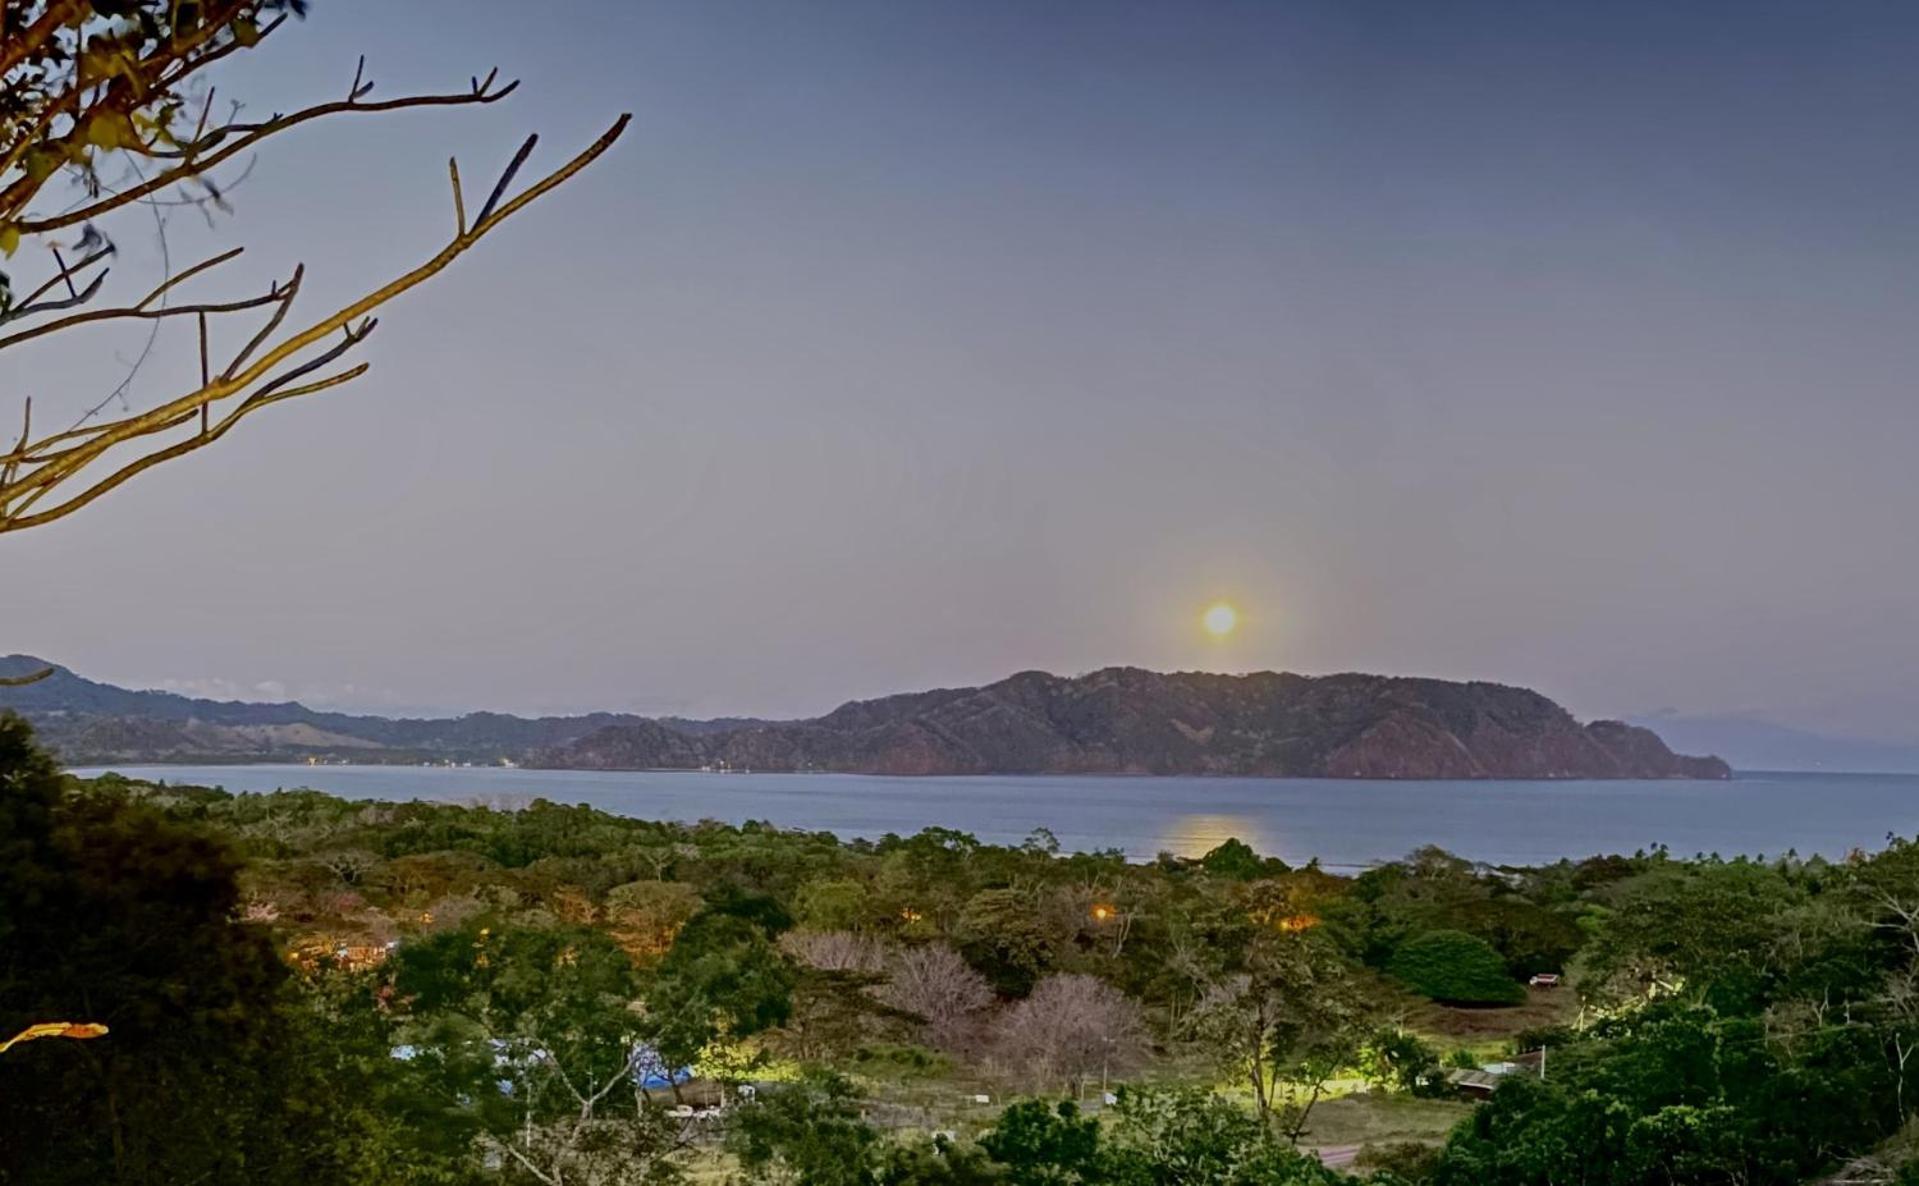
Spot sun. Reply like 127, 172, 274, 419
1201, 602, 1238, 638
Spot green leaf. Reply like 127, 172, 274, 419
84, 112, 134, 150
23, 147, 59, 182
232, 17, 260, 47
1, 225, 21, 259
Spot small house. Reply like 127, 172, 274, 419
1444, 1068, 1508, 1100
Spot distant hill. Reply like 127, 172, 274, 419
1629, 712, 1919, 775
0, 656, 1730, 779
539, 667, 1731, 780
0, 655, 645, 765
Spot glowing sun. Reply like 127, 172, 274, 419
1201, 602, 1239, 638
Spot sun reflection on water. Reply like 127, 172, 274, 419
1158, 813, 1273, 860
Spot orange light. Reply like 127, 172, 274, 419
1091, 904, 1115, 922
899, 908, 923, 923
1274, 914, 1319, 933
0, 1021, 109, 1055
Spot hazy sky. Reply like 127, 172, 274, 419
5, 1, 1919, 738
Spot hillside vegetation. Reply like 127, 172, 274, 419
0, 714, 1905, 1184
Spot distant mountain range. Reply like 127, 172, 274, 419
0, 655, 644, 766
1627, 712, 1919, 775
1, 655, 1729, 779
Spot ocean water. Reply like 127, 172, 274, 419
66, 764, 1919, 871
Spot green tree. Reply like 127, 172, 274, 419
1574, 862, 1803, 1009
957, 887, 1057, 996
0, 714, 341, 1185
978, 1100, 1103, 1185
1388, 930, 1524, 1005
389, 921, 683, 1184
799, 878, 877, 931
1359, 1026, 1445, 1096
1200, 838, 1273, 882
727, 1070, 879, 1186
1185, 931, 1373, 1136
282, 965, 479, 1185
643, 900, 796, 1075
1102, 1088, 1343, 1186
877, 1136, 1005, 1186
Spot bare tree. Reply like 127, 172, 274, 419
993, 972, 1145, 1096
315, 846, 379, 886
482, 1045, 695, 1186
0, 2, 626, 539
780, 929, 889, 973
874, 943, 995, 1052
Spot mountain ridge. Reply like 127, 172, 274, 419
541, 666, 1730, 780
0, 655, 1730, 779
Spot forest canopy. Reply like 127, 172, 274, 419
7, 724, 1919, 1184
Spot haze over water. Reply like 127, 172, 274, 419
72, 765, 1919, 869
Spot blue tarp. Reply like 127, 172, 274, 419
632, 1044, 692, 1089
389, 1041, 691, 1089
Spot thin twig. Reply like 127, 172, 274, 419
198, 313, 210, 434
3, 270, 108, 321
474, 134, 537, 226
449, 157, 466, 236
49, 247, 77, 299
1, 397, 28, 488
3, 246, 114, 319
222, 264, 303, 378
134, 245, 244, 309
0, 288, 283, 352
247, 319, 377, 404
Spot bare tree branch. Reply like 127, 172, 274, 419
0, 112, 630, 531
8, 77, 524, 235
0, 283, 285, 351
2, 247, 115, 322
0, 3, 629, 560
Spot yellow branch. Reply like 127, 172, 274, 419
0, 1022, 109, 1055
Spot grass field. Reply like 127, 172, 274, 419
1300, 1092, 1476, 1149
1400, 984, 1580, 1061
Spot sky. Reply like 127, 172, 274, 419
5, 0, 1919, 739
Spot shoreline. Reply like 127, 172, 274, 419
67, 759, 1749, 783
